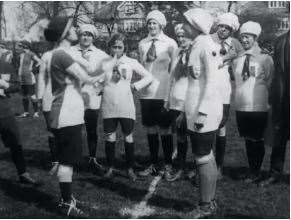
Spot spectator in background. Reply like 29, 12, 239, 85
260, 30, 289, 186
17, 41, 41, 118
232, 21, 274, 183
211, 12, 243, 179
0, 41, 37, 185
138, 10, 178, 180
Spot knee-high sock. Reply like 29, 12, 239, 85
215, 135, 226, 168
59, 182, 72, 203
57, 165, 73, 203
105, 141, 115, 167
245, 139, 256, 172
48, 136, 58, 162
124, 142, 134, 168
147, 134, 159, 165
198, 156, 217, 203
161, 134, 173, 165
22, 98, 29, 113
84, 110, 98, 158
10, 145, 26, 175
177, 140, 188, 169
32, 99, 38, 113
253, 140, 265, 172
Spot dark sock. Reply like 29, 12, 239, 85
22, 98, 29, 113
253, 140, 265, 171
215, 135, 226, 168
177, 140, 188, 169
161, 134, 173, 165
245, 140, 256, 172
88, 135, 97, 158
10, 145, 26, 175
48, 136, 58, 162
124, 142, 134, 168
147, 134, 159, 165
32, 100, 38, 113
59, 182, 72, 203
198, 158, 217, 203
105, 141, 115, 167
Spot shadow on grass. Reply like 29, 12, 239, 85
79, 176, 193, 212
0, 177, 59, 218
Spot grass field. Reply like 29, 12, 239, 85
0, 93, 289, 218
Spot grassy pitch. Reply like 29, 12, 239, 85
0, 94, 289, 218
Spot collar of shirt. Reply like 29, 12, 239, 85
240, 42, 261, 58
145, 31, 168, 43
75, 44, 95, 53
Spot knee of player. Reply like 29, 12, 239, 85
194, 150, 215, 165
105, 132, 116, 142
218, 127, 226, 136
159, 127, 172, 135
57, 164, 73, 182
146, 126, 159, 134
177, 133, 187, 143
124, 133, 133, 143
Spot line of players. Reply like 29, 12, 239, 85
0, 8, 288, 218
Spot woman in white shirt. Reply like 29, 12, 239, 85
138, 10, 178, 179
183, 8, 223, 218
232, 21, 274, 183
100, 33, 153, 181
165, 23, 193, 181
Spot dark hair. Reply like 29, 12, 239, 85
107, 33, 127, 53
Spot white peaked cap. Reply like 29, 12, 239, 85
146, 10, 167, 27
183, 8, 214, 34
79, 24, 98, 38
217, 12, 240, 31
240, 21, 262, 37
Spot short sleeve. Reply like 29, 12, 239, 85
52, 49, 74, 71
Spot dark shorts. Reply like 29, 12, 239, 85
140, 99, 173, 128
53, 125, 83, 165
21, 85, 35, 96
189, 130, 216, 156
103, 118, 134, 136
236, 111, 268, 140
0, 116, 21, 148
169, 110, 187, 136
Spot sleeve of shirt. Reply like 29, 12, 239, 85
37, 53, 48, 99
198, 45, 221, 115
138, 41, 145, 65
53, 49, 75, 71
232, 38, 244, 55
132, 59, 153, 91
264, 55, 274, 89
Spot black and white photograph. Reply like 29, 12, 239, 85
0, 1, 289, 218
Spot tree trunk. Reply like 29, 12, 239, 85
0, 1, 3, 40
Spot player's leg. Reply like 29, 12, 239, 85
121, 118, 137, 181
159, 102, 174, 180
84, 109, 102, 171
55, 125, 85, 217
0, 116, 37, 184
189, 131, 217, 218
30, 84, 39, 117
139, 99, 160, 176
103, 118, 118, 178
19, 85, 30, 117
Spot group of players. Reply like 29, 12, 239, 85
0, 7, 289, 218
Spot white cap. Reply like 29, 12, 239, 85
184, 8, 214, 34
146, 10, 167, 28
240, 21, 262, 37
79, 24, 98, 38
217, 13, 240, 31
